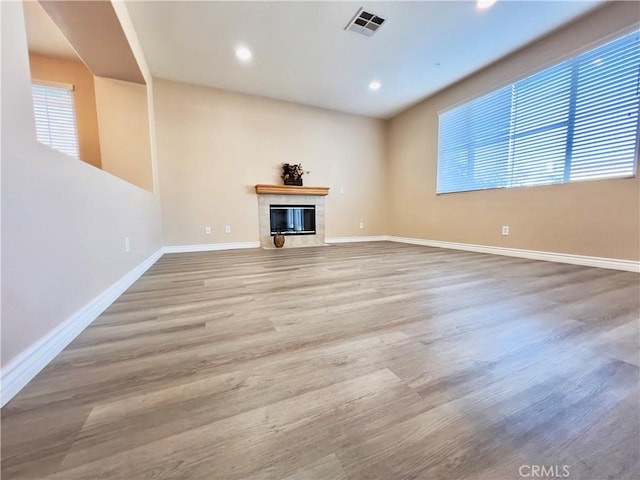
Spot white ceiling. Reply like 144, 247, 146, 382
125, 0, 604, 119
23, 1, 80, 62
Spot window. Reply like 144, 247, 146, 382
32, 83, 80, 159
437, 30, 640, 194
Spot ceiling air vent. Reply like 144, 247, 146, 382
345, 7, 385, 37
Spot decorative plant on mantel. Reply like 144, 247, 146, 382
281, 163, 308, 186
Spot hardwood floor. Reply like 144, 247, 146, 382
2, 242, 639, 479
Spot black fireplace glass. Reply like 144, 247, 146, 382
270, 205, 316, 235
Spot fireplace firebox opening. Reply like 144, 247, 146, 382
270, 205, 316, 236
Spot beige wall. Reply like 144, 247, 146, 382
1, 2, 162, 368
94, 76, 154, 192
387, 2, 640, 261
153, 79, 388, 245
28, 53, 102, 169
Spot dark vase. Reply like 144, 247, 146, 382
273, 234, 285, 248
284, 177, 303, 186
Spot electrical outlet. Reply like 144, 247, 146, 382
359, 222, 365, 230
501, 226, 509, 236
205, 226, 211, 235
339, 186, 345, 194
124, 236, 131, 253
224, 225, 231, 234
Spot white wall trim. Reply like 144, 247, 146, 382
325, 236, 389, 244
162, 242, 261, 254
387, 236, 640, 273
0, 248, 164, 407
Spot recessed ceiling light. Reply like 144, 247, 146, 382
369, 81, 381, 91
235, 46, 252, 63
477, 0, 497, 9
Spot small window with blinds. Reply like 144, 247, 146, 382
437, 30, 640, 194
32, 83, 80, 160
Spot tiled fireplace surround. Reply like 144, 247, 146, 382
255, 185, 329, 249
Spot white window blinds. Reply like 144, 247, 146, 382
437, 30, 640, 194
32, 84, 80, 159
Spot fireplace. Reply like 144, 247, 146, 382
255, 184, 328, 249
270, 205, 316, 235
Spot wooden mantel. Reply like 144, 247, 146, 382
254, 184, 330, 196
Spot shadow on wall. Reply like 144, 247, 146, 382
23, 0, 153, 192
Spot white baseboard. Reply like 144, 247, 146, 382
0, 248, 164, 407
163, 242, 260, 254
387, 236, 640, 273
325, 236, 389, 244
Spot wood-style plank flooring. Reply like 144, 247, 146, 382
2, 242, 639, 479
